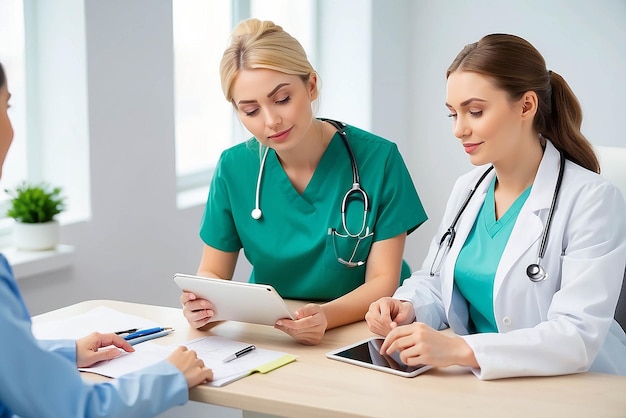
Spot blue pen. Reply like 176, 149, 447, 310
124, 327, 171, 341
127, 329, 174, 346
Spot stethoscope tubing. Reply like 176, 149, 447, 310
251, 118, 371, 238
431, 149, 565, 282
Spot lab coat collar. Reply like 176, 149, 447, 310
493, 140, 562, 297
442, 166, 495, 318
524, 140, 562, 213
441, 140, 563, 314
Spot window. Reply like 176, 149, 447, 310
0, 0, 27, 233
0, 0, 90, 244
173, 0, 317, 207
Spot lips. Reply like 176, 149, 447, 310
268, 126, 293, 143
463, 143, 482, 154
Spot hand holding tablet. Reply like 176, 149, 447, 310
174, 273, 294, 326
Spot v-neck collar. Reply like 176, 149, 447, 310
265, 132, 342, 213
483, 177, 532, 238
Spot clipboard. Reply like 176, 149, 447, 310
173, 273, 295, 326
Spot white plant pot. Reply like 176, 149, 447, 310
13, 220, 60, 251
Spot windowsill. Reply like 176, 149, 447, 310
2, 244, 75, 280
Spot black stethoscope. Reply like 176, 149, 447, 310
429, 149, 565, 283
251, 119, 371, 266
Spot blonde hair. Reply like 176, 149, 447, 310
219, 19, 317, 105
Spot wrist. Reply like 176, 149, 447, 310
455, 336, 479, 368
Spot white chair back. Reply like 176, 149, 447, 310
596, 146, 626, 330
597, 145, 626, 199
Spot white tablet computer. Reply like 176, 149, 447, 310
326, 337, 433, 377
173, 273, 294, 326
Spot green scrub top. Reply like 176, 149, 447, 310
200, 123, 427, 300
454, 177, 532, 333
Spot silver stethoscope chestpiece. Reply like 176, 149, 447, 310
526, 263, 548, 282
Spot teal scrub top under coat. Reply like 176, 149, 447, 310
454, 177, 532, 333
200, 123, 427, 301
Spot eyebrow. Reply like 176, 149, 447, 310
237, 83, 290, 105
445, 97, 487, 108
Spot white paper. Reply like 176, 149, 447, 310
33, 305, 294, 387
32, 306, 161, 340
184, 336, 292, 387
79, 341, 171, 377
80, 336, 292, 387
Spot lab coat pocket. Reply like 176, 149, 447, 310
325, 228, 374, 271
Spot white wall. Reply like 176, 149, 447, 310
18, 0, 626, 316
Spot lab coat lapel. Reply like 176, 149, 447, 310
442, 167, 495, 318
493, 141, 561, 297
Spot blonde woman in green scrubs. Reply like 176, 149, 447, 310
180, 19, 427, 345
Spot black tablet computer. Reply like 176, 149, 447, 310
326, 337, 433, 377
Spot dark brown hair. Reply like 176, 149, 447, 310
447, 34, 599, 173
0, 63, 5, 90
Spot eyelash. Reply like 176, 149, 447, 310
243, 96, 291, 117
446, 110, 482, 118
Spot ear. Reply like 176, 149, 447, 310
520, 91, 538, 120
307, 73, 319, 101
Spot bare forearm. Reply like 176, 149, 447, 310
322, 278, 398, 329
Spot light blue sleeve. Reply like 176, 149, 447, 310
37, 338, 77, 362
0, 266, 189, 418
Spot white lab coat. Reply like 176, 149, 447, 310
396, 141, 626, 380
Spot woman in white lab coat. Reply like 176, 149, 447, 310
366, 34, 626, 380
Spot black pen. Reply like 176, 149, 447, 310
114, 328, 138, 335
223, 345, 256, 362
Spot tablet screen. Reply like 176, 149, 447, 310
332, 338, 426, 374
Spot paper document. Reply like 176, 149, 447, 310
80, 336, 296, 387
33, 305, 296, 387
32, 306, 160, 340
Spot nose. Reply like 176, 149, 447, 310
264, 108, 282, 129
453, 115, 470, 139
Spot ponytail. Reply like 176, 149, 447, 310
540, 71, 599, 173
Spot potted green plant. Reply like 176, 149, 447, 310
5, 181, 66, 251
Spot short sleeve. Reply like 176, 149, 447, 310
199, 151, 243, 252
374, 144, 427, 241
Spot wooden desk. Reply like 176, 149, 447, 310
33, 300, 626, 418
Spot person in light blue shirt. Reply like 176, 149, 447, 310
0, 63, 214, 417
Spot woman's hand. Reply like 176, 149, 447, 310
365, 297, 416, 336
379, 322, 478, 368
274, 303, 328, 345
75, 332, 134, 368
181, 291, 215, 329
166, 346, 213, 387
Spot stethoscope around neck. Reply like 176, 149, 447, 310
429, 149, 565, 283
251, 118, 370, 238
